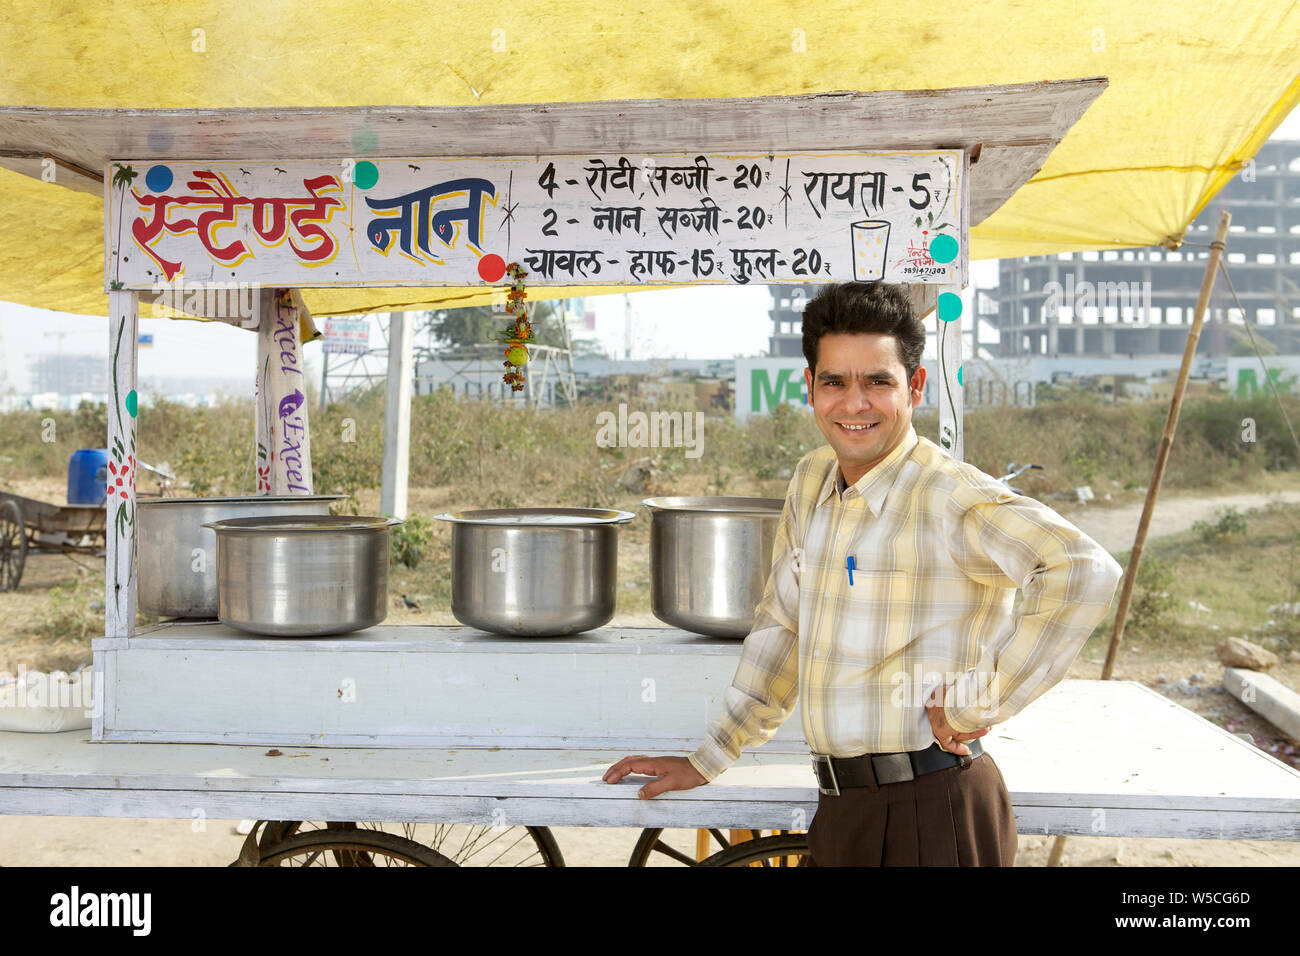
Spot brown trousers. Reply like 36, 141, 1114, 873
805, 752, 1018, 866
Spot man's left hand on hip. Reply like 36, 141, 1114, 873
925, 685, 989, 756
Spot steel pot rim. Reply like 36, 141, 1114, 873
202, 515, 402, 534
642, 495, 783, 515
434, 507, 635, 526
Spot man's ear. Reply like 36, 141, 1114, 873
803, 367, 814, 404
910, 366, 927, 407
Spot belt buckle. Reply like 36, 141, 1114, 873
873, 752, 914, 785
812, 754, 840, 796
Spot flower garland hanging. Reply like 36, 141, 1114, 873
496, 262, 533, 392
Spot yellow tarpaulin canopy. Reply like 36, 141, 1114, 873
0, 0, 1297, 319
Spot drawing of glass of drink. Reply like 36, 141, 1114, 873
851, 220, 890, 280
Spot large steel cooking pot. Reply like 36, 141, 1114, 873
203, 515, 401, 637
138, 495, 347, 617
435, 508, 635, 636
643, 496, 784, 638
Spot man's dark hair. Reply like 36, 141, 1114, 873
800, 282, 924, 380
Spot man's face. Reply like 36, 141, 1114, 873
802, 332, 925, 485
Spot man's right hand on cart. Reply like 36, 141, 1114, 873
603, 755, 707, 798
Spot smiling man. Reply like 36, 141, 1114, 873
604, 281, 1123, 866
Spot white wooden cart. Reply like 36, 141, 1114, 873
2, 668, 1298, 865
2, 83, 1298, 865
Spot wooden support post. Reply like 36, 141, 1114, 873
253, 291, 271, 494
106, 291, 139, 639
319, 347, 330, 410
1101, 209, 1231, 681
935, 283, 965, 463
255, 289, 313, 495
904, 285, 964, 461
695, 828, 711, 862
381, 311, 412, 519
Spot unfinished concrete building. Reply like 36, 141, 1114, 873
990, 140, 1300, 358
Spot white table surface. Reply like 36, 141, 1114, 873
1, 680, 1297, 838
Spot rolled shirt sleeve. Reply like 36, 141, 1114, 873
942, 491, 1124, 734
687, 495, 802, 782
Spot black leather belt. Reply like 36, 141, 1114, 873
812, 739, 984, 795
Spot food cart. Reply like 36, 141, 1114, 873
0, 82, 1298, 866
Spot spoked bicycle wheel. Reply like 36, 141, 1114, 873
698, 832, 810, 867
628, 828, 808, 867
257, 820, 565, 867
254, 827, 455, 867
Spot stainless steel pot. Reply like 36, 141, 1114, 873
138, 495, 347, 618
203, 515, 401, 637
435, 508, 635, 636
643, 496, 784, 638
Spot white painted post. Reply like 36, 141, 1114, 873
381, 311, 412, 519
936, 284, 965, 463
256, 289, 313, 495
252, 291, 271, 494
934, 147, 971, 463
106, 291, 139, 638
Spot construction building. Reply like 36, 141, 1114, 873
988, 139, 1300, 358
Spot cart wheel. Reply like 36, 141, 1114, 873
626, 827, 731, 866
252, 828, 456, 867
0, 501, 27, 592
627, 828, 808, 866
697, 832, 810, 867
256, 820, 565, 867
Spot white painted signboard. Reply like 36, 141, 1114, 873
323, 316, 371, 354
104, 150, 967, 290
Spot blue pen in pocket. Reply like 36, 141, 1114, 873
846, 555, 855, 586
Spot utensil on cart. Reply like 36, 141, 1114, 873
203, 514, 400, 636
434, 507, 635, 636
139, 495, 347, 618
642, 496, 783, 638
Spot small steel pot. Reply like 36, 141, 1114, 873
643, 496, 784, 638
138, 495, 347, 618
203, 515, 401, 637
434, 508, 635, 636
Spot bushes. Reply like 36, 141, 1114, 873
390, 512, 434, 569
0, 387, 1292, 504
1125, 555, 1178, 638
1191, 506, 1249, 544
960, 392, 1298, 494
312, 386, 385, 511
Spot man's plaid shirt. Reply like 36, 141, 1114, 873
688, 425, 1123, 781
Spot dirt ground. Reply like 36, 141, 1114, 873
2, 477, 1298, 866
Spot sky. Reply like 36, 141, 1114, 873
1, 108, 1296, 395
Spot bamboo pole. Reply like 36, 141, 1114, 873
1046, 210, 1231, 869
1101, 209, 1231, 680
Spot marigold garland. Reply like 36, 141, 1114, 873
496, 262, 533, 392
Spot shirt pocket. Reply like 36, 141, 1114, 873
836, 561, 905, 662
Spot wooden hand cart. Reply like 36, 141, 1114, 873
0, 492, 106, 591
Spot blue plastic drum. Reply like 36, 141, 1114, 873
67, 448, 110, 506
